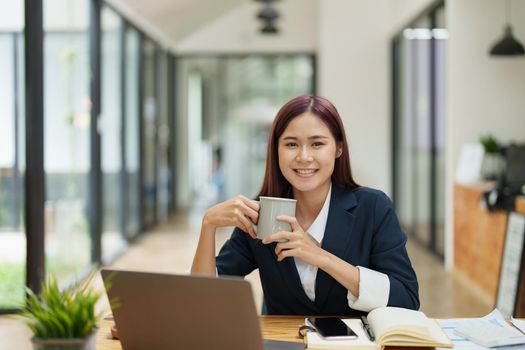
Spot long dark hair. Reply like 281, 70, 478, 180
257, 94, 359, 198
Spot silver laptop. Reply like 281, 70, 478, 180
101, 269, 304, 350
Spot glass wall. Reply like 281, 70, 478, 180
0, 16, 25, 307
393, 4, 447, 257
222, 56, 314, 198
43, 0, 92, 283
124, 26, 141, 239
142, 40, 158, 228
101, 5, 126, 261
157, 51, 171, 222
434, 7, 447, 256
0, 1, 175, 312
177, 55, 314, 209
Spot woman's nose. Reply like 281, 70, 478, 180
296, 147, 313, 162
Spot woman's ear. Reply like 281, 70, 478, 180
336, 143, 343, 158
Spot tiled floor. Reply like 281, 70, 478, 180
0, 210, 492, 349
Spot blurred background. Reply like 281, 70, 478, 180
1, 0, 525, 328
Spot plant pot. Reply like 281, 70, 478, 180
481, 153, 504, 180
31, 330, 96, 350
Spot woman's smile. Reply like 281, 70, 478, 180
294, 168, 318, 177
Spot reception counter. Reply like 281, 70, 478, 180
454, 183, 525, 303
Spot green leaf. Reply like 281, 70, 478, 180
18, 269, 110, 339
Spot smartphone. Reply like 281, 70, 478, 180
307, 317, 358, 340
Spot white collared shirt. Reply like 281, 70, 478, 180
293, 184, 391, 312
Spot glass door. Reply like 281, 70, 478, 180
392, 4, 447, 257
0, 29, 25, 310
142, 39, 158, 228
44, 0, 92, 284
101, 5, 127, 261
125, 26, 141, 239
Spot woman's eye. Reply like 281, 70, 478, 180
312, 142, 324, 148
285, 143, 298, 148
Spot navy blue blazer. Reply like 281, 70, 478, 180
216, 185, 420, 316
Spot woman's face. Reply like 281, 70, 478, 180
278, 112, 342, 195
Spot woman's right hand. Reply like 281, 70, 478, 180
202, 195, 260, 238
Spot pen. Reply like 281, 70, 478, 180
361, 316, 375, 341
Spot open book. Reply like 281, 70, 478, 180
307, 307, 453, 349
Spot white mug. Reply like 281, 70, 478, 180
252, 196, 297, 242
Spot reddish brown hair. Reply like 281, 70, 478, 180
257, 94, 360, 198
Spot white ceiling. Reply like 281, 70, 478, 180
106, 0, 246, 48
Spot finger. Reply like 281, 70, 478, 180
275, 242, 294, 256
240, 224, 256, 239
236, 221, 251, 236
276, 215, 301, 231
238, 215, 257, 239
234, 199, 259, 223
243, 206, 259, 224
235, 195, 260, 212
262, 231, 289, 244
244, 198, 260, 212
277, 248, 292, 262
232, 209, 252, 236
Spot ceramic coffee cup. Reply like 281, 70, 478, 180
252, 196, 297, 242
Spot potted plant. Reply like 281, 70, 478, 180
18, 272, 106, 350
480, 134, 503, 180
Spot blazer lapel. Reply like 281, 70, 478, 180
315, 185, 358, 309
270, 243, 318, 309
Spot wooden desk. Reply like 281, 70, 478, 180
95, 315, 305, 349
96, 315, 430, 349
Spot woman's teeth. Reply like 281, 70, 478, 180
295, 169, 317, 175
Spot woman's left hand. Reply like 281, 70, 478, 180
262, 215, 326, 266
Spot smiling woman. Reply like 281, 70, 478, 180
277, 114, 342, 199
191, 95, 419, 316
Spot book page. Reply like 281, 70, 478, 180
367, 307, 451, 346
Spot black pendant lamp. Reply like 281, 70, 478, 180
255, 0, 280, 34
489, 0, 525, 56
261, 21, 278, 34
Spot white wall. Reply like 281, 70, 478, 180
175, 0, 317, 53
387, 0, 436, 33
445, 0, 525, 268
317, 0, 434, 194
318, 0, 390, 192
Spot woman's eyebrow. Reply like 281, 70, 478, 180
282, 135, 329, 140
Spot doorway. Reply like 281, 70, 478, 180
392, 2, 447, 258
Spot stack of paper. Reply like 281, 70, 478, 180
439, 309, 525, 349
511, 318, 525, 335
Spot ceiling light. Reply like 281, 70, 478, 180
261, 21, 278, 34
489, 0, 525, 56
257, 5, 279, 22
255, 1, 280, 35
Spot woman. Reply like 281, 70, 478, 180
191, 95, 419, 316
